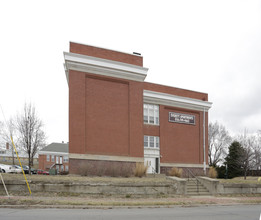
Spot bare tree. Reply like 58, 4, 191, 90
16, 103, 46, 173
208, 121, 232, 167
1, 118, 17, 165
0, 120, 4, 145
238, 130, 257, 179
250, 130, 261, 171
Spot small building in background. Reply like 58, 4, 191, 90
38, 142, 69, 173
0, 142, 38, 166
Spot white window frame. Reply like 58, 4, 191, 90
143, 104, 159, 125
46, 155, 50, 162
144, 135, 160, 148
63, 156, 69, 163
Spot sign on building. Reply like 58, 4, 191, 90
169, 112, 195, 125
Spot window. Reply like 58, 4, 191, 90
143, 104, 159, 125
149, 136, 154, 147
46, 155, 50, 162
144, 136, 148, 147
51, 155, 55, 162
61, 165, 64, 172
60, 156, 63, 164
144, 135, 160, 148
63, 156, 69, 163
65, 165, 69, 172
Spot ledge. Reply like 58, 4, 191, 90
143, 90, 212, 112
64, 52, 148, 84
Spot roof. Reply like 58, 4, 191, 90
40, 142, 68, 153
0, 148, 38, 158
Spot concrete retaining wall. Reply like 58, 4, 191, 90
1, 179, 261, 195
166, 176, 187, 194
197, 177, 261, 194
0, 180, 178, 195
197, 176, 219, 194
217, 183, 261, 194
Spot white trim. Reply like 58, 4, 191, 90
144, 149, 160, 158
64, 52, 148, 84
69, 153, 144, 163
39, 151, 68, 156
143, 90, 212, 112
161, 162, 209, 168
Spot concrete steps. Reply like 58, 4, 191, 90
186, 178, 210, 195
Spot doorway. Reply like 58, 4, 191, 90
144, 157, 159, 174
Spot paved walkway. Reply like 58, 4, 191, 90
0, 194, 261, 208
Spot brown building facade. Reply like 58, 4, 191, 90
64, 42, 212, 176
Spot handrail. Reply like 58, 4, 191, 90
185, 168, 200, 193
50, 163, 56, 169
151, 166, 157, 177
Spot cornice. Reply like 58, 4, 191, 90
64, 52, 148, 84
143, 90, 212, 112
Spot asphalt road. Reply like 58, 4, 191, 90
0, 205, 260, 220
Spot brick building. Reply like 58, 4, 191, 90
0, 142, 38, 165
64, 42, 212, 176
38, 142, 69, 173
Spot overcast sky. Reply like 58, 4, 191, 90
0, 0, 261, 144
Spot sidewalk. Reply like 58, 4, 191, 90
0, 194, 261, 209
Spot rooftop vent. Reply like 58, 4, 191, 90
133, 52, 141, 56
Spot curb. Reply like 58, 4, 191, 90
1, 202, 261, 209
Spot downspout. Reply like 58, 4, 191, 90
203, 108, 206, 175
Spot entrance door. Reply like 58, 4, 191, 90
155, 158, 159, 173
144, 157, 158, 174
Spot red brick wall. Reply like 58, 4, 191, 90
143, 105, 208, 165
69, 70, 86, 154
69, 72, 144, 158
38, 154, 69, 172
85, 76, 129, 155
128, 81, 144, 157
38, 155, 44, 170
143, 83, 209, 165
143, 82, 208, 101
159, 106, 201, 164
70, 42, 143, 67
143, 124, 160, 136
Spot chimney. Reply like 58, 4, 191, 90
6, 142, 9, 150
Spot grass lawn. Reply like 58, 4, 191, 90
0, 173, 171, 184
219, 176, 261, 184
2, 173, 261, 184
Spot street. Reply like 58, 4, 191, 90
0, 205, 260, 220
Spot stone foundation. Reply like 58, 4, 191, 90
161, 166, 209, 178
70, 159, 136, 177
